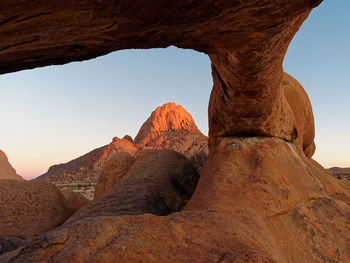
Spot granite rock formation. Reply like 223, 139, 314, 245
135, 102, 209, 171
0, 180, 72, 240
38, 103, 208, 183
282, 73, 315, 157
3, 138, 349, 262
1, 0, 349, 262
66, 149, 200, 224
134, 102, 200, 145
37, 137, 140, 182
0, 150, 23, 180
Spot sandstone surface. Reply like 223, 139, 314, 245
65, 149, 200, 224
0, 150, 23, 180
0, 180, 72, 240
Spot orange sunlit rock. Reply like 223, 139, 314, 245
0, 150, 23, 180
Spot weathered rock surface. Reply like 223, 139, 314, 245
135, 102, 209, 171
0, 150, 23, 180
3, 138, 348, 263
0, 180, 72, 240
94, 152, 135, 198
37, 137, 140, 182
61, 190, 89, 212
0, 1, 321, 74
65, 149, 200, 224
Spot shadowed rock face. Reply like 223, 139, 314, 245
61, 190, 89, 212
1, 1, 349, 262
94, 152, 135, 198
66, 149, 200, 224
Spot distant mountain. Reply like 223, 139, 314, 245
327, 167, 350, 181
0, 150, 23, 180
36, 137, 141, 182
135, 102, 208, 171
36, 102, 208, 182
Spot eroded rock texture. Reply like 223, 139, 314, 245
1, 0, 348, 262
66, 149, 200, 224
0, 180, 72, 240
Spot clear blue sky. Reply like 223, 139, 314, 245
0, 0, 349, 179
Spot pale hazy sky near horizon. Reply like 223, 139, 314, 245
0, 0, 349, 179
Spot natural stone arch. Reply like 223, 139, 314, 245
1, 1, 349, 262
0, 0, 320, 149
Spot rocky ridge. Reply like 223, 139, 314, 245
37, 103, 209, 183
327, 167, 350, 181
0, 150, 23, 180
37, 137, 140, 182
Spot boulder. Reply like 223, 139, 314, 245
61, 190, 89, 212
94, 152, 135, 198
65, 149, 200, 224
0, 180, 72, 240
122, 135, 133, 143
282, 73, 315, 156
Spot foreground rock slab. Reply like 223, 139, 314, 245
2, 138, 348, 263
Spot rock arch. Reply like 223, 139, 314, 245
0, 1, 349, 262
